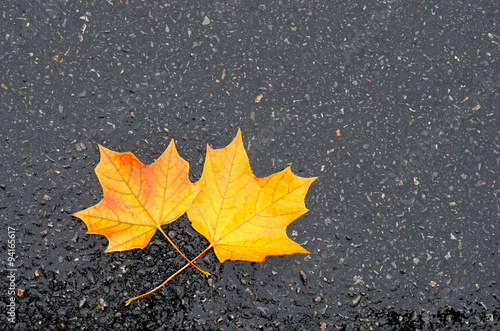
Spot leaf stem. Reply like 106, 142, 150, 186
158, 227, 210, 277
125, 243, 214, 306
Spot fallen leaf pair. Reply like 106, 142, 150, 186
72, 129, 317, 305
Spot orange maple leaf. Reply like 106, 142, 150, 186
71, 140, 201, 252
187, 128, 316, 263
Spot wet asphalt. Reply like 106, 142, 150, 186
1, 1, 499, 330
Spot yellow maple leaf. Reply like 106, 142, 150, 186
186, 128, 316, 263
71, 140, 201, 252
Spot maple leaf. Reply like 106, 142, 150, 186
73, 130, 316, 306
71, 140, 201, 252
186, 128, 316, 263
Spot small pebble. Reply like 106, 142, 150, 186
299, 270, 307, 285
75, 142, 87, 152
203, 255, 211, 265
352, 295, 361, 307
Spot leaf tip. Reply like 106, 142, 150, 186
103, 247, 114, 253
97, 144, 108, 154
301, 246, 312, 255
234, 127, 243, 144
167, 136, 177, 150
205, 141, 212, 153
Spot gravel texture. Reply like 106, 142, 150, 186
1, 0, 499, 330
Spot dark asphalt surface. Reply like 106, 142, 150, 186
1, 0, 499, 330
